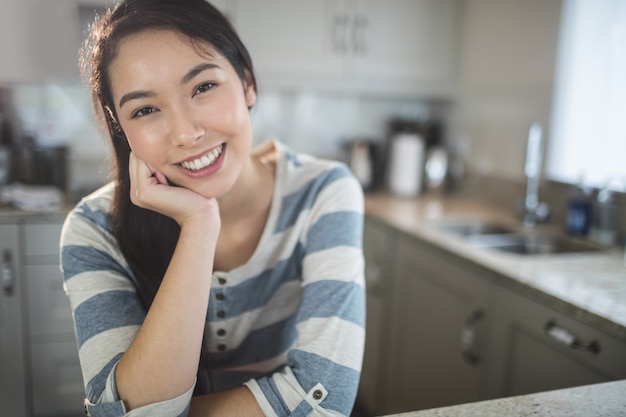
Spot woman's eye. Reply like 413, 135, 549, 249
193, 82, 215, 96
132, 107, 157, 118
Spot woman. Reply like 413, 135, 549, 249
60, 1, 365, 416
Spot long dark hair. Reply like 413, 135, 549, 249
81, 0, 256, 310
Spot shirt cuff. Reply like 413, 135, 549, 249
85, 368, 195, 417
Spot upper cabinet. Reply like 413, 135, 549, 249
1, 0, 460, 97
0, 0, 115, 83
229, 0, 460, 97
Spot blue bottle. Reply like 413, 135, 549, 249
565, 181, 592, 236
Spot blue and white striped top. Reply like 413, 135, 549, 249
60, 141, 366, 417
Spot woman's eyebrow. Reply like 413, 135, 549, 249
119, 90, 155, 108
181, 63, 220, 85
118, 63, 221, 108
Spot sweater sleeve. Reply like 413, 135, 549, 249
60, 197, 194, 417
245, 164, 366, 417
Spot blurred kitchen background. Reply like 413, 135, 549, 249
1, 0, 624, 239
1, 1, 626, 417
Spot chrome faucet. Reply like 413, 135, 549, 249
522, 122, 550, 227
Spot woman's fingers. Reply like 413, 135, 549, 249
127, 153, 221, 227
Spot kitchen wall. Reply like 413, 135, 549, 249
448, 0, 562, 182
5, 81, 437, 199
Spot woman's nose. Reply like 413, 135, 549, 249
168, 105, 204, 147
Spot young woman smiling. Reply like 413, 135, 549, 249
60, 1, 365, 416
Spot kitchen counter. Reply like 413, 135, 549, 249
381, 379, 626, 417
364, 192, 626, 341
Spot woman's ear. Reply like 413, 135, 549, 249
243, 70, 256, 108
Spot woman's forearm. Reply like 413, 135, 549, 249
189, 387, 264, 417
115, 216, 218, 411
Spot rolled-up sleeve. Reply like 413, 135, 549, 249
60, 195, 195, 417
245, 167, 366, 417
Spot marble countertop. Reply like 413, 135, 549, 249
364, 192, 626, 341
381, 379, 626, 417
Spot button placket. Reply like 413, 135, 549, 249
212, 272, 229, 352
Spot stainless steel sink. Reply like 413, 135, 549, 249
436, 221, 603, 255
467, 233, 602, 255
436, 221, 517, 237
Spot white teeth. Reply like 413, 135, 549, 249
181, 144, 223, 170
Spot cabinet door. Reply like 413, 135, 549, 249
23, 223, 73, 339
351, 0, 458, 86
30, 342, 84, 417
0, 224, 27, 417
232, 0, 346, 78
486, 286, 626, 398
26, 264, 75, 339
357, 219, 396, 416
383, 235, 492, 414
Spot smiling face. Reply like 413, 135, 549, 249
109, 29, 257, 198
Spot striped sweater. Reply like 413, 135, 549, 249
60, 142, 366, 417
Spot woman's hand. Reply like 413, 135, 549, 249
128, 152, 221, 229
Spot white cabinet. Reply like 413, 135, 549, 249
486, 286, 626, 398
2, 0, 459, 95
349, 1, 458, 86
231, 0, 346, 77
357, 218, 397, 416
383, 232, 492, 414
0, 224, 27, 417
0, 219, 83, 417
358, 215, 626, 416
358, 220, 493, 416
23, 221, 84, 417
231, 0, 459, 96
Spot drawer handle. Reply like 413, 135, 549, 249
461, 309, 483, 366
544, 320, 601, 354
2, 250, 14, 296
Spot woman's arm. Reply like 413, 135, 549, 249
188, 387, 263, 417
244, 163, 366, 417
114, 153, 222, 411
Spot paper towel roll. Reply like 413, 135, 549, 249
387, 133, 425, 197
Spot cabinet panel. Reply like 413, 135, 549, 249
357, 219, 395, 416
233, 0, 345, 77
23, 223, 63, 257
231, 0, 458, 96
26, 264, 75, 339
383, 234, 492, 414
487, 286, 626, 399
30, 342, 84, 417
352, 0, 457, 82
0, 224, 27, 417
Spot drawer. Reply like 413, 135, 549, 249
23, 223, 63, 257
486, 286, 626, 399
30, 341, 84, 417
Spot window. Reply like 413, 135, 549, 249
546, 0, 626, 190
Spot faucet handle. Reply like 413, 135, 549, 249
523, 201, 551, 227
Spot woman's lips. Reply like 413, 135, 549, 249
176, 143, 226, 177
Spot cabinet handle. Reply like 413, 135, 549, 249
352, 15, 368, 55
461, 309, 483, 366
544, 320, 601, 354
2, 250, 14, 296
364, 262, 383, 296
333, 14, 350, 53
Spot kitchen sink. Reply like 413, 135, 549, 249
467, 233, 602, 255
436, 220, 603, 255
437, 221, 517, 237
